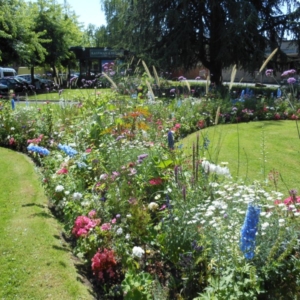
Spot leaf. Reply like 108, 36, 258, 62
133, 260, 140, 269
156, 159, 173, 168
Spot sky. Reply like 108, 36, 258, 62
26, 0, 107, 29
64, 0, 107, 28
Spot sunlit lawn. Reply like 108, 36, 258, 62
0, 148, 94, 299
25, 88, 111, 101
182, 120, 300, 195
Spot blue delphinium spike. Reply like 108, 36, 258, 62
240, 203, 260, 260
27, 145, 50, 156
58, 144, 77, 157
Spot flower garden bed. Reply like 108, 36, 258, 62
1, 69, 300, 299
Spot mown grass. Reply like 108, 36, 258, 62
25, 88, 110, 101
182, 120, 300, 195
0, 147, 94, 300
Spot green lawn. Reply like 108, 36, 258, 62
0, 147, 94, 299
24, 88, 110, 101
182, 120, 300, 195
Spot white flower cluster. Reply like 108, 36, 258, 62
73, 192, 83, 200
116, 227, 123, 235
201, 160, 231, 177
148, 202, 159, 211
132, 246, 145, 258
55, 185, 64, 192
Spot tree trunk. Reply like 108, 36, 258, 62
30, 66, 35, 85
209, 64, 223, 86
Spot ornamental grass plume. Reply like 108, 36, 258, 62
142, 60, 153, 79
258, 48, 278, 73
153, 65, 160, 88
229, 64, 237, 91
240, 203, 261, 260
145, 80, 155, 101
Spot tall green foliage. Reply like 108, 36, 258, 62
32, 0, 83, 77
0, 0, 47, 65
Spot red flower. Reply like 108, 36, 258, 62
9, 137, 15, 145
149, 177, 163, 185
197, 120, 205, 129
91, 249, 117, 281
56, 167, 68, 174
274, 113, 281, 120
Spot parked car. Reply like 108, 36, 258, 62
0, 77, 26, 93
0, 67, 17, 78
18, 74, 55, 89
0, 83, 9, 96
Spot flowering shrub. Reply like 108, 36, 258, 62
91, 248, 117, 281
72, 215, 99, 238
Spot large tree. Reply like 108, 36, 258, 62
32, 0, 83, 78
0, 0, 47, 66
101, 0, 300, 85
82, 24, 113, 47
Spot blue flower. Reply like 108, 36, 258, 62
27, 145, 50, 156
277, 88, 282, 98
240, 204, 260, 260
58, 144, 77, 157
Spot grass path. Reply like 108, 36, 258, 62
0, 147, 94, 300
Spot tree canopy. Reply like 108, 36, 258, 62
101, 0, 300, 85
0, 0, 47, 66
0, 0, 83, 77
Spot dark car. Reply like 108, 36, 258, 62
0, 77, 25, 93
0, 83, 8, 96
18, 74, 55, 89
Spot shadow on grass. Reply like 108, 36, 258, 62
52, 245, 70, 252
22, 203, 46, 209
29, 211, 53, 219
58, 261, 67, 268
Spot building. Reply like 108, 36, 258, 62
69, 46, 129, 80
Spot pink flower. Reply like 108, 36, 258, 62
57, 167, 68, 174
9, 137, 15, 145
160, 204, 167, 210
265, 69, 273, 77
86, 148, 92, 153
101, 223, 111, 231
111, 218, 116, 224
72, 216, 97, 238
283, 196, 300, 206
128, 168, 137, 176
88, 210, 97, 218
149, 177, 163, 185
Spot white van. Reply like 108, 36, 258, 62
0, 67, 17, 78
